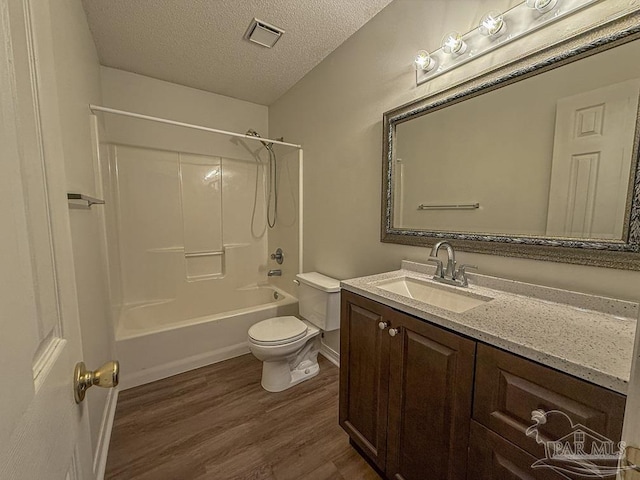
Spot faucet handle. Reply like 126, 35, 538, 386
454, 264, 478, 286
426, 257, 444, 278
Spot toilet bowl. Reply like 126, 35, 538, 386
248, 272, 341, 392
248, 316, 320, 392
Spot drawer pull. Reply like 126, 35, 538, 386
379, 321, 389, 330
531, 409, 548, 425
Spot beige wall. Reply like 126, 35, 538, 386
48, 0, 114, 464
269, 0, 640, 352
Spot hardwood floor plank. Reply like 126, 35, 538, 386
105, 355, 381, 480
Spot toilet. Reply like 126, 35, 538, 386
248, 272, 340, 392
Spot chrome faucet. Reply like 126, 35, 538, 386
429, 241, 456, 279
427, 241, 477, 287
267, 269, 282, 277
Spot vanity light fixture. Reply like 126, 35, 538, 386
414, 0, 597, 86
526, 0, 559, 13
414, 50, 436, 71
442, 32, 467, 55
479, 11, 506, 37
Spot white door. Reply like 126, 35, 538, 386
0, 0, 94, 478
546, 79, 640, 239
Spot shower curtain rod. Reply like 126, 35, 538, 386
88, 105, 302, 149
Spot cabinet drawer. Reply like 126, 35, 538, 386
468, 421, 567, 480
473, 344, 625, 460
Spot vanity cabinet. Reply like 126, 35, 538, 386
339, 291, 626, 480
340, 291, 475, 479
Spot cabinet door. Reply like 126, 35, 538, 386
386, 310, 476, 480
468, 421, 566, 480
339, 291, 391, 471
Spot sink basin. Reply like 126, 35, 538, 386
371, 276, 493, 313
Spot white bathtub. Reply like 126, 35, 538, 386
115, 285, 298, 389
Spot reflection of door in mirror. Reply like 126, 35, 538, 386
546, 79, 640, 239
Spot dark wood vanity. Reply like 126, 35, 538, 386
339, 290, 626, 480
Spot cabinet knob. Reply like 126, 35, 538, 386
389, 328, 400, 337
531, 409, 548, 425
378, 321, 389, 330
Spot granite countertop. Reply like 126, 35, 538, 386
341, 261, 638, 395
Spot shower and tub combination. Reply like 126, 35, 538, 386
92, 105, 305, 389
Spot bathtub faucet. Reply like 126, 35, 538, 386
267, 269, 282, 277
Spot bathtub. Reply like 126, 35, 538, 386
115, 285, 298, 389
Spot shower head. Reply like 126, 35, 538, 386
245, 129, 273, 151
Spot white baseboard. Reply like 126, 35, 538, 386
119, 342, 250, 390
93, 388, 118, 480
319, 341, 340, 368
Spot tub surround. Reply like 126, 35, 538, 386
341, 260, 638, 394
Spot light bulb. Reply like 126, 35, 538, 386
414, 50, 435, 71
442, 32, 467, 55
525, 0, 559, 13
479, 11, 506, 37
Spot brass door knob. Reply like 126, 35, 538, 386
74, 360, 119, 404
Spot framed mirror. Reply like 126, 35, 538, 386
382, 11, 640, 270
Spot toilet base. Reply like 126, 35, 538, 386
261, 357, 320, 393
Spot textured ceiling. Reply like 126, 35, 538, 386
81, 0, 394, 105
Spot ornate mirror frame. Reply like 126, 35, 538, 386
381, 11, 640, 270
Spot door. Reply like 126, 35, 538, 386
385, 310, 475, 480
546, 79, 640, 239
0, 0, 93, 478
339, 291, 391, 471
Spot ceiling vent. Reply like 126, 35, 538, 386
244, 18, 285, 48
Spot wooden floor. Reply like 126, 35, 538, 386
105, 355, 382, 480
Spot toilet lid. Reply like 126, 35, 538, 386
248, 316, 308, 346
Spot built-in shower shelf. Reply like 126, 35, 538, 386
67, 193, 105, 207
223, 243, 251, 249
185, 250, 224, 258
147, 247, 184, 253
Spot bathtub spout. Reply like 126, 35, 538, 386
267, 269, 282, 277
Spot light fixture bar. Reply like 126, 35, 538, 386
416, 0, 601, 86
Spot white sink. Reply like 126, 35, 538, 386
371, 276, 493, 313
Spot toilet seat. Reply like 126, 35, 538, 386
248, 316, 308, 346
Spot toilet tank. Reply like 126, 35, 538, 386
296, 272, 341, 331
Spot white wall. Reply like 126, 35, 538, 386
48, 0, 115, 468
269, 0, 640, 352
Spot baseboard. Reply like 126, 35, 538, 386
119, 342, 250, 390
93, 388, 118, 480
319, 341, 340, 368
